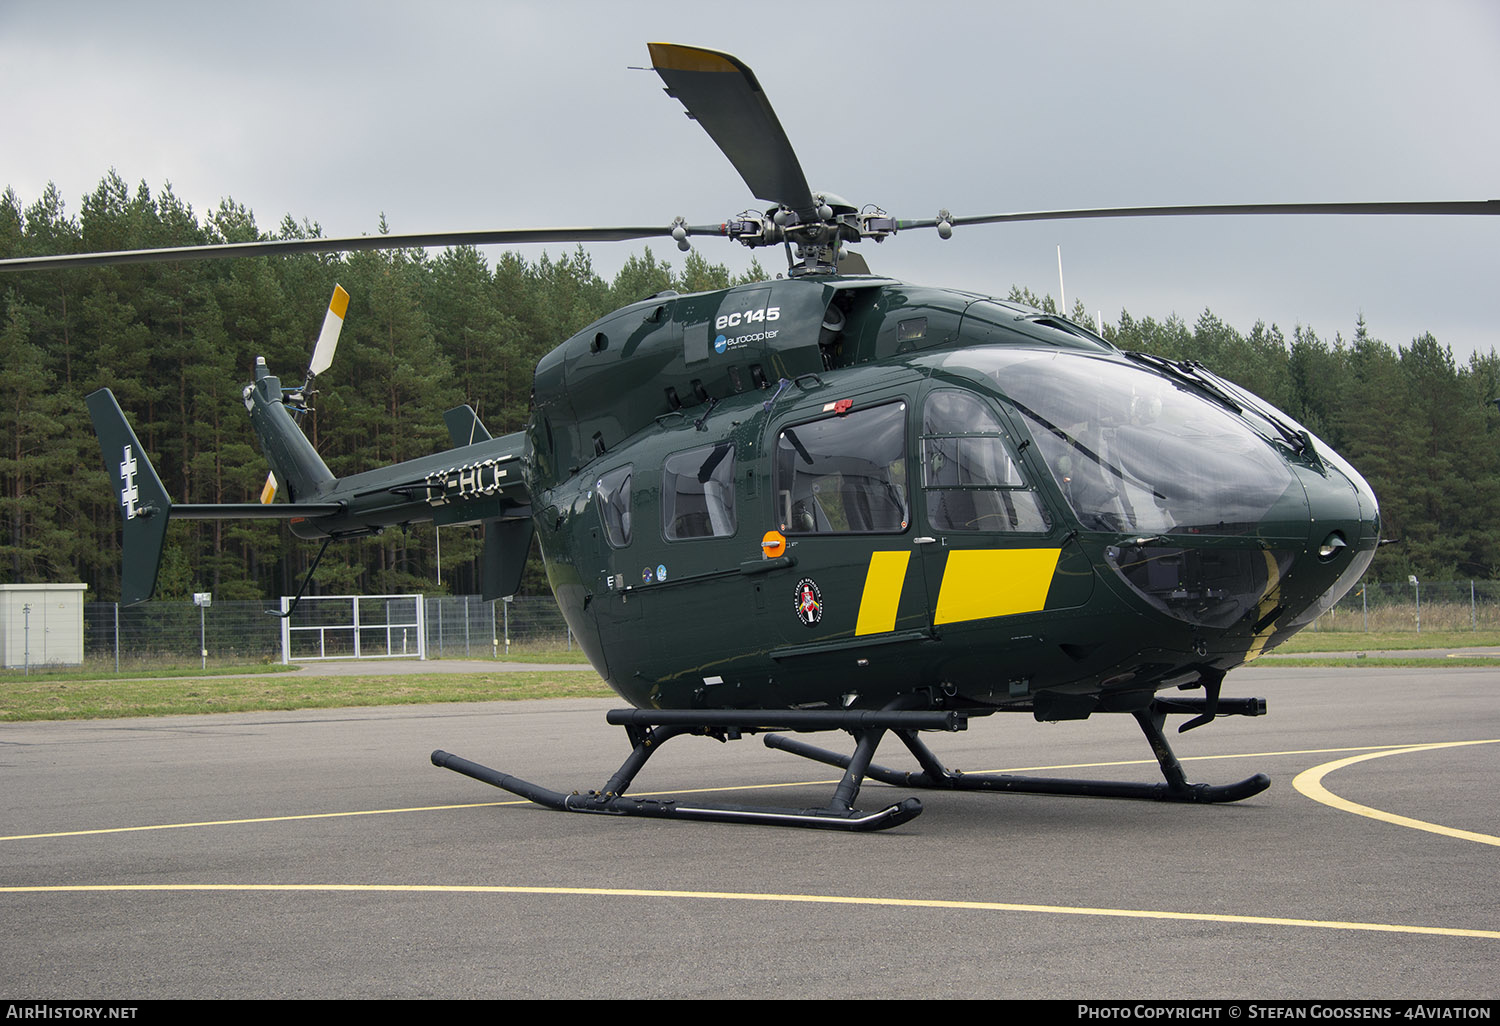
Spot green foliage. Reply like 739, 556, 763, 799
6, 173, 1500, 601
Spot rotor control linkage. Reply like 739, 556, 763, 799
432, 707, 964, 832
764, 703, 1270, 805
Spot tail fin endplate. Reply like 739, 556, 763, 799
87, 389, 173, 605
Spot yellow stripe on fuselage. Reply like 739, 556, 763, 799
934, 549, 1059, 625
1243, 550, 1284, 662
855, 551, 911, 636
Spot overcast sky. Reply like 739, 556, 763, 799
3, 0, 1496, 359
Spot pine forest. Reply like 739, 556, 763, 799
4, 174, 1499, 602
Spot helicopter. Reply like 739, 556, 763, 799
5, 43, 1498, 831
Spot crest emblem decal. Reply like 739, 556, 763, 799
794, 577, 822, 627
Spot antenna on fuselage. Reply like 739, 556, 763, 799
1057, 245, 1066, 314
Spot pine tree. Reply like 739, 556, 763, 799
0, 300, 72, 582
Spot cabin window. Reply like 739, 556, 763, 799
775, 402, 909, 534
594, 465, 632, 548
921, 390, 1050, 533
663, 443, 736, 540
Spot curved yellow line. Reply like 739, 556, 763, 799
1292, 740, 1500, 846
2, 741, 1468, 843
1, 883, 1495, 940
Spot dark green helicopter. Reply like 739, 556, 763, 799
7, 43, 1498, 831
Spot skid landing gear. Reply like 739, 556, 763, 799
431, 696, 1269, 832
765, 699, 1270, 805
433, 708, 964, 832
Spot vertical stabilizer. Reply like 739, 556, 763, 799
443, 404, 493, 447
86, 389, 173, 604
482, 518, 534, 601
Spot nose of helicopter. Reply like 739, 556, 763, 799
1283, 445, 1380, 631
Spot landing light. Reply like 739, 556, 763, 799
1317, 533, 1348, 560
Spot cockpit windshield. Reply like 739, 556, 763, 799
942, 349, 1302, 535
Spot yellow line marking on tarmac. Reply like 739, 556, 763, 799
1293, 739, 1500, 846
1, 882, 1495, 940
993, 743, 1427, 775
4, 741, 1483, 843
0, 801, 524, 841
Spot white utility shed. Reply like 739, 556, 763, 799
0, 583, 89, 668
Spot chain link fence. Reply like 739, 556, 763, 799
1307, 580, 1500, 634
76, 595, 574, 670
28, 579, 1500, 671
422, 595, 575, 660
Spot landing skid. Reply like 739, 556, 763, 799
431, 697, 1269, 832
434, 709, 962, 832
764, 702, 1271, 805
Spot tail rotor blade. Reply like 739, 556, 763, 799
309, 284, 349, 378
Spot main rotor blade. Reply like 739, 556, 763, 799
649, 42, 817, 220
0, 224, 714, 273
898, 199, 1500, 231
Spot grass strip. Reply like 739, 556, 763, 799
1252, 657, 1500, 669
0, 663, 298, 684
1271, 630, 1500, 653
0, 671, 612, 722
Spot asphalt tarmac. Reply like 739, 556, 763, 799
1, 664, 1496, 999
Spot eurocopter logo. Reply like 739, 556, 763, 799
119, 445, 140, 520
714, 334, 727, 354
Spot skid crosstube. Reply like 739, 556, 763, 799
431, 695, 1269, 831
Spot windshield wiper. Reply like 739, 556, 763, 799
1125, 351, 1310, 454
1124, 351, 1243, 415
1186, 362, 1313, 456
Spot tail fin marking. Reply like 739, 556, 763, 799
87, 389, 173, 605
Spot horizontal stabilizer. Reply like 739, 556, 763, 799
88, 388, 348, 603
170, 502, 344, 520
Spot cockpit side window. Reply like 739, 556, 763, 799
594, 465, 632, 548
775, 402, 909, 534
921, 390, 1051, 533
663, 444, 736, 540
